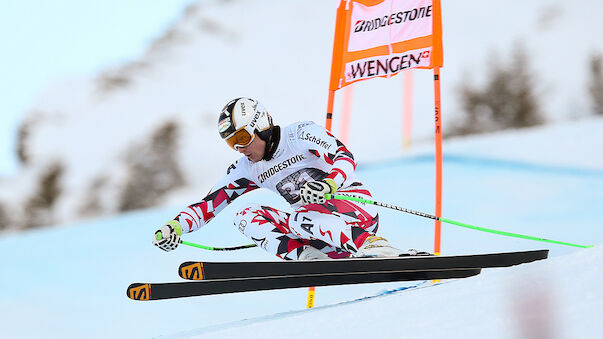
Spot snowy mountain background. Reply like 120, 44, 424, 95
2, 0, 603, 230
1, 0, 603, 338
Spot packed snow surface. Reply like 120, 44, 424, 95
1, 118, 602, 338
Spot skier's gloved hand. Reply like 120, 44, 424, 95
300, 178, 337, 204
153, 220, 183, 252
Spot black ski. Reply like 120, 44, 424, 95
178, 249, 548, 280
127, 268, 481, 301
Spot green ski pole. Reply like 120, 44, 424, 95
180, 240, 257, 251
325, 194, 593, 249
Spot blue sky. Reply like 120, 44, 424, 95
0, 0, 194, 175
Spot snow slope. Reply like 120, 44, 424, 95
1, 118, 601, 338
175, 247, 603, 339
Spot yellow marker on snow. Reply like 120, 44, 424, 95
306, 287, 316, 308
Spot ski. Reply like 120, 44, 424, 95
178, 249, 548, 280
127, 268, 481, 301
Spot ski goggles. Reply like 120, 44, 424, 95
223, 127, 255, 150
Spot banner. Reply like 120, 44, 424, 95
329, 0, 443, 90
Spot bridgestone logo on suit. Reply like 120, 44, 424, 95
259, 154, 306, 183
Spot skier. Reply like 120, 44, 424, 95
153, 97, 418, 260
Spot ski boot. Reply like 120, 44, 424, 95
355, 236, 432, 257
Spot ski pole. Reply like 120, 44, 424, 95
325, 194, 593, 249
180, 240, 257, 251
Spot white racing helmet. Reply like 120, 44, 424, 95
218, 97, 273, 150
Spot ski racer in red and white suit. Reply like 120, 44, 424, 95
153, 98, 401, 259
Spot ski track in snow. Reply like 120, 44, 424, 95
162, 280, 438, 338
162, 247, 603, 339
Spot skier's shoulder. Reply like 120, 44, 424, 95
277, 121, 315, 142
290, 121, 336, 151
279, 121, 335, 154
295, 120, 321, 131
284, 120, 329, 139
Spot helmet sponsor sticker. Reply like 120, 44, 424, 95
239, 101, 248, 116
248, 112, 261, 129
218, 119, 232, 133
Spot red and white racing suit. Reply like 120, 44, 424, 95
174, 121, 379, 260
